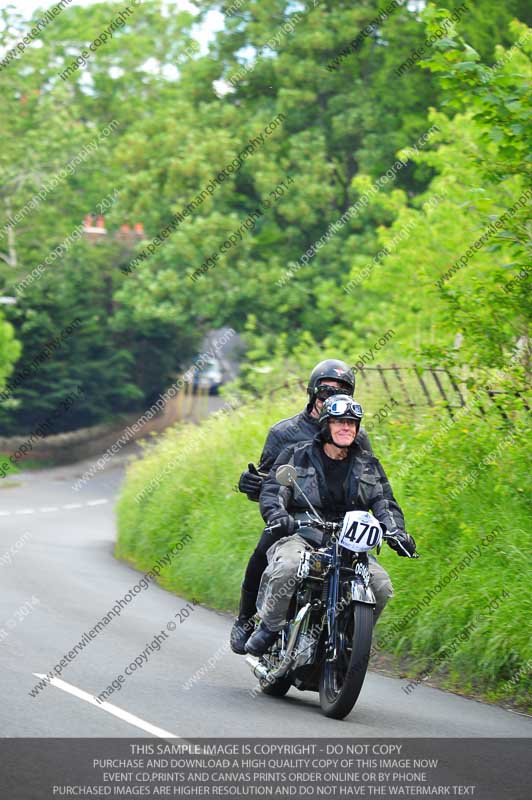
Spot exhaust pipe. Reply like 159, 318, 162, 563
245, 655, 270, 681
245, 603, 311, 684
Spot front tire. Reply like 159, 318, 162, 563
319, 603, 373, 719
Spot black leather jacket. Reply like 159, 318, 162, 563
260, 434, 405, 533
258, 407, 373, 473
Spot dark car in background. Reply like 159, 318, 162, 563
191, 356, 224, 395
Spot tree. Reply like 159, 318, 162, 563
0, 2, 204, 433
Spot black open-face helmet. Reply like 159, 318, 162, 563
319, 394, 363, 443
307, 359, 355, 405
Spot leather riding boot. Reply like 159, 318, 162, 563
244, 621, 278, 657
230, 586, 257, 654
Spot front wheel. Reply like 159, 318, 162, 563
319, 603, 373, 720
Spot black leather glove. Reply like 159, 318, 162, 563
238, 463, 263, 501
267, 512, 295, 536
387, 530, 417, 557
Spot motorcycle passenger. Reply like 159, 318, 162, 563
231, 359, 379, 654
245, 394, 416, 657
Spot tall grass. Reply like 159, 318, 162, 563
116, 393, 531, 709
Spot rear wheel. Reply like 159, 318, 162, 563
319, 603, 373, 719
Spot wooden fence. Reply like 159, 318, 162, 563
356, 364, 530, 420
269, 364, 530, 423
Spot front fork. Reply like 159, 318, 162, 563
325, 551, 375, 661
325, 538, 340, 661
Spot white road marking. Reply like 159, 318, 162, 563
33, 674, 179, 738
4, 499, 110, 516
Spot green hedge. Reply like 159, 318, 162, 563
116, 394, 531, 710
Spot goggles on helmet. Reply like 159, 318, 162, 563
328, 398, 363, 419
314, 383, 350, 400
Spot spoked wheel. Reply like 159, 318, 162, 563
260, 673, 292, 696
319, 603, 373, 719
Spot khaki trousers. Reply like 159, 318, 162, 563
256, 534, 394, 631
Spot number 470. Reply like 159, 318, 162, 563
345, 521, 380, 547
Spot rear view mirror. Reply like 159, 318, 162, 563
275, 464, 297, 487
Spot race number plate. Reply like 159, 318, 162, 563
339, 510, 384, 553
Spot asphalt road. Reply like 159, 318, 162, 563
1, 454, 531, 739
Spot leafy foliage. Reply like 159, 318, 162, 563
1, 1, 529, 430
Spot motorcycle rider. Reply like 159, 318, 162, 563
245, 394, 416, 656
231, 359, 381, 654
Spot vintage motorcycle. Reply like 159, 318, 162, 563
246, 464, 418, 720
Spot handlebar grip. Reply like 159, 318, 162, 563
264, 522, 282, 534
265, 519, 305, 534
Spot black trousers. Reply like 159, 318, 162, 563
242, 528, 281, 597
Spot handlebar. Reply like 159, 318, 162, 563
265, 520, 419, 558
264, 518, 339, 535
